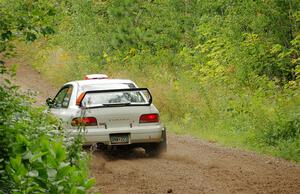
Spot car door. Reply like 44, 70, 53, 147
50, 85, 73, 125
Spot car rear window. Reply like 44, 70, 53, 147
80, 88, 151, 108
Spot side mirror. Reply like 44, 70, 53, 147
46, 97, 53, 107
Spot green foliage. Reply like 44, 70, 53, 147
0, 0, 59, 58
18, 0, 300, 162
49, 0, 300, 83
0, 1, 94, 192
0, 80, 94, 193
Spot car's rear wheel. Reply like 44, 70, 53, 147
145, 128, 167, 156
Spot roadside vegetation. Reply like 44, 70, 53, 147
2, 0, 300, 164
0, 1, 94, 193
0, 75, 94, 193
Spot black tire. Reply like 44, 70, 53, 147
82, 145, 92, 151
146, 127, 167, 156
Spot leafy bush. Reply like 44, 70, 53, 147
0, 77, 94, 193
0, 1, 94, 192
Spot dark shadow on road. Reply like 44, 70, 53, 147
84, 145, 157, 161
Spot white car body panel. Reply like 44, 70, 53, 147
49, 79, 165, 146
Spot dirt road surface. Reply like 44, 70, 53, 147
6, 61, 300, 194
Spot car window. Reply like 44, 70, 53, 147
80, 89, 151, 108
82, 91, 145, 106
53, 86, 73, 108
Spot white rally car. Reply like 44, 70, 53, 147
46, 74, 167, 155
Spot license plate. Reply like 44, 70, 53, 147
110, 134, 129, 144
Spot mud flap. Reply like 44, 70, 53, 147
159, 127, 167, 152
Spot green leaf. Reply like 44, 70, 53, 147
53, 142, 66, 162
70, 187, 77, 194
9, 156, 22, 171
84, 178, 96, 189
29, 152, 48, 163
57, 164, 72, 179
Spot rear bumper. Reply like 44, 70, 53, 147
70, 124, 164, 145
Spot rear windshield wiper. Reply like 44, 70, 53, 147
102, 102, 131, 107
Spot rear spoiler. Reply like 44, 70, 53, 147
76, 88, 153, 108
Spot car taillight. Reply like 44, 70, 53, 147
139, 114, 159, 123
71, 117, 97, 126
